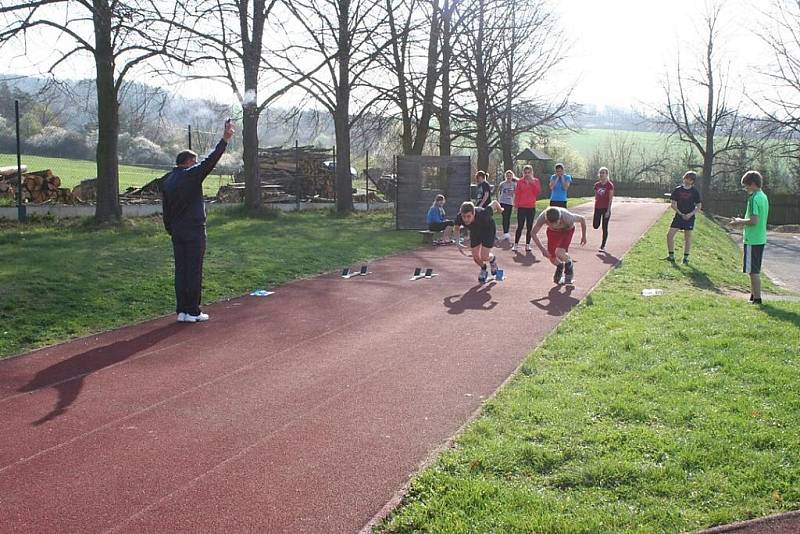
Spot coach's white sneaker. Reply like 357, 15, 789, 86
525, 244, 532, 252
186, 312, 209, 322
177, 312, 196, 323
511, 243, 518, 252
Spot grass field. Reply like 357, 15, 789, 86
0, 153, 229, 196
378, 213, 800, 533
562, 128, 677, 160
0, 209, 418, 359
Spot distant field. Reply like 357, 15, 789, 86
562, 128, 681, 160
0, 153, 229, 196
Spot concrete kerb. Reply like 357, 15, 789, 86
0, 201, 393, 220
359, 208, 659, 533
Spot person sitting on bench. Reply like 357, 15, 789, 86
426, 194, 455, 244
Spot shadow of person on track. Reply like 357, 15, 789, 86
512, 251, 539, 266
443, 283, 498, 314
18, 323, 180, 426
531, 285, 579, 316
595, 252, 621, 266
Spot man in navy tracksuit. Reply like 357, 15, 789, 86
162, 120, 234, 323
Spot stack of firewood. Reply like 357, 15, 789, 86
0, 167, 75, 204
254, 146, 336, 199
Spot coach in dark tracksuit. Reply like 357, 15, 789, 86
162, 120, 234, 323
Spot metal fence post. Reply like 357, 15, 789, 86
15, 100, 26, 222
295, 140, 300, 212
188, 125, 192, 150
365, 149, 369, 211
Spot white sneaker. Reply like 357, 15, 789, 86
186, 312, 209, 322
177, 312, 196, 323
599, 246, 607, 253
525, 244, 532, 252
511, 244, 518, 252
503, 233, 511, 241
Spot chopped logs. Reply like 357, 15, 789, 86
0, 167, 76, 204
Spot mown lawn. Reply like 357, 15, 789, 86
0, 153, 227, 195
0, 209, 418, 358
378, 212, 800, 533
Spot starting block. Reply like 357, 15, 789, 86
342, 264, 370, 278
410, 267, 437, 281
494, 269, 504, 281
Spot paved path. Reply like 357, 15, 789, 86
729, 229, 800, 297
762, 231, 800, 294
0, 201, 665, 533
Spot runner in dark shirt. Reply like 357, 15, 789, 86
454, 200, 504, 283
667, 171, 702, 264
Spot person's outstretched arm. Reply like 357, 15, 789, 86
531, 216, 547, 257
187, 120, 235, 184
577, 214, 587, 245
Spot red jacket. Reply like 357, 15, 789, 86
514, 177, 541, 208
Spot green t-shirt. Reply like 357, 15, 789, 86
743, 190, 769, 245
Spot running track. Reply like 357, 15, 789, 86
0, 201, 666, 533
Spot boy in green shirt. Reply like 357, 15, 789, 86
730, 170, 769, 304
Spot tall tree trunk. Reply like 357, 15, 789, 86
387, 0, 413, 154
474, 0, 490, 171
242, 3, 265, 211
411, 0, 441, 155
242, 97, 261, 211
93, 0, 121, 223
702, 37, 715, 200
336, 0, 354, 213
438, 0, 452, 157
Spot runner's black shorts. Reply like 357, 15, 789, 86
670, 214, 696, 230
470, 219, 496, 248
743, 244, 765, 274
549, 200, 567, 208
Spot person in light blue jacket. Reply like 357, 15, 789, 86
426, 194, 455, 244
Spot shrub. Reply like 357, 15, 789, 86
124, 136, 171, 165
26, 126, 92, 159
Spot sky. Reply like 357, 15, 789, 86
553, 0, 769, 111
0, 0, 779, 113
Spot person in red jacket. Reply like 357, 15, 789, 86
511, 164, 541, 253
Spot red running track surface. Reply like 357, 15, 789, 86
0, 201, 665, 533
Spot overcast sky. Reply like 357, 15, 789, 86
555, 0, 770, 110
0, 0, 778, 113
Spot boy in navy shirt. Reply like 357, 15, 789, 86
455, 200, 504, 283
667, 171, 702, 264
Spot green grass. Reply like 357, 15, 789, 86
378, 213, 800, 533
0, 153, 228, 195
0, 209, 417, 358
562, 128, 678, 161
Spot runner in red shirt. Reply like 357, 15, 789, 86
593, 167, 614, 252
512, 164, 541, 253
531, 206, 587, 286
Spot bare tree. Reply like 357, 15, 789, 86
656, 3, 751, 198
270, 0, 392, 213
754, 0, 800, 153
378, 0, 445, 155
453, 0, 573, 172
492, 0, 573, 172
169, 0, 317, 210
0, 1, 190, 222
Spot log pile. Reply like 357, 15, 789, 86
250, 146, 336, 199
71, 178, 97, 202
0, 168, 75, 204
